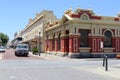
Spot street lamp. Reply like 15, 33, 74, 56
38, 32, 41, 56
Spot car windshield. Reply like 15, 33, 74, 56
0, 46, 4, 49
17, 45, 28, 48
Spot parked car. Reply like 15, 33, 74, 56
0, 46, 5, 52
15, 44, 29, 56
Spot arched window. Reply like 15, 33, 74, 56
104, 31, 112, 47
57, 33, 61, 50
81, 15, 89, 20
52, 34, 55, 50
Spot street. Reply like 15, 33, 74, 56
0, 49, 120, 80
2, 48, 42, 60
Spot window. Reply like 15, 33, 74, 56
80, 29, 89, 47
75, 27, 76, 33
81, 15, 89, 20
104, 31, 112, 47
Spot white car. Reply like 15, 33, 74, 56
0, 46, 5, 52
15, 44, 29, 56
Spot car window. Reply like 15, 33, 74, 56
17, 45, 28, 48
0, 46, 4, 49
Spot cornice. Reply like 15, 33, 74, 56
72, 19, 120, 26
45, 20, 71, 32
23, 14, 44, 33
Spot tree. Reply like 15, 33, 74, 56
0, 33, 9, 46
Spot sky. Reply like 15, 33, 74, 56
0, 0, 120, 41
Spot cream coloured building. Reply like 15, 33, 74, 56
45, 8, 120, 58
19, 10, 57, 52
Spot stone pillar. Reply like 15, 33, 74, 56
61, 37, 65, 52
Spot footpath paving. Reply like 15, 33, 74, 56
29, 52, 70, 60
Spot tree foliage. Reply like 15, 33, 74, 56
0, 33, 9, 46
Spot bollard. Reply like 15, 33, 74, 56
103, 55, 106, 67
105, 56, 108, 71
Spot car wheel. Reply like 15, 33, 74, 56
24, 53, 28, 57
15, 52, 18, 56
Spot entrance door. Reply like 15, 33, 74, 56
65, 30, 69, 55
65, 36, 69, 53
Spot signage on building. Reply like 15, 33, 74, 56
100, 41, 103, 48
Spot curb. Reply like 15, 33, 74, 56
29, 52, 70, 60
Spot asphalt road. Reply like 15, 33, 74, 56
1, 48, 42, 60
0, 59, 120, 80
0, 49, 120, 80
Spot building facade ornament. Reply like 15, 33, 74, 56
45, 8, 120, 58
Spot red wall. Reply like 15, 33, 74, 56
91, 37, 103, 52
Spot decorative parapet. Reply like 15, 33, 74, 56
118, 13, 120, 17
24, 14, 44, 32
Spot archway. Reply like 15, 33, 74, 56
104, 30, 112, 47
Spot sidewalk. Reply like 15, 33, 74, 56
29, 52, 70, 60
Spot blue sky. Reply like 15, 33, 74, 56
0, 0, 120, 41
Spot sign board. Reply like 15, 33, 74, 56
100, 42, 103, 48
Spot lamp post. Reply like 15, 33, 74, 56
38, 32, 41, 56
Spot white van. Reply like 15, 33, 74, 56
15, 44, 29, 56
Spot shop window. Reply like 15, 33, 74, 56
80, 29, 89, 47
104, 31, 112, 47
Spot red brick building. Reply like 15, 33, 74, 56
45, 8, 120, 58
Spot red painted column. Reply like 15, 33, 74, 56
61, 37, 65, 52
97, 38, 103, 52
91, 37, 103, 52
48, 39, 51, 51
69, 36, 73, 53
91, 37, 97, 52
55, 39, 58, 51
61, 36, 70, 54
114, 37, 120, 52
69, 35, 79, 53
112, 37, 116, 52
